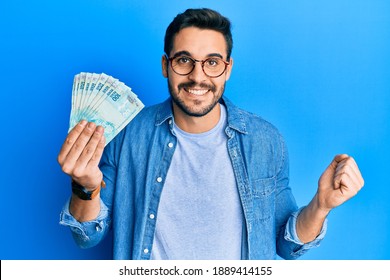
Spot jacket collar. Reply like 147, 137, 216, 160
155, 98, 173, 126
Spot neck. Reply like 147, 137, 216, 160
172, 103, 221, 134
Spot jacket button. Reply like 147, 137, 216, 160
156, 177, 162, 183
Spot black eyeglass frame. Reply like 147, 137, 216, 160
166, 55, 230, 78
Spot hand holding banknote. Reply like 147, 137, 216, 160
58, 120, 106, 190
58, 72, 144, 190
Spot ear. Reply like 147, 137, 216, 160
225, 57, 233, 81
162, 55, 168, 78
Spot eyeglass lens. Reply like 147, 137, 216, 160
170, 56, 228, 77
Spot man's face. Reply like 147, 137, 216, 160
162, 27, 233, 117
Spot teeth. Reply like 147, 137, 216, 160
187, 88, 209, 95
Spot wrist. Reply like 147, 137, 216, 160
71, 180, 106, 200
312, 193, 331, 218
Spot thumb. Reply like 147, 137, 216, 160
320, 154, 349, 186
332, 154, 350, 167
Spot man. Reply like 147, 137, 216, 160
58, 8, 364, 260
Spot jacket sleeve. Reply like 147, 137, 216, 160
59, 197, 111, 249
280, 207, 327, 259
58, 136, 118, 249
274, 136, 327, 259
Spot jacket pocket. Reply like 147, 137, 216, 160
252, 177, 276, 221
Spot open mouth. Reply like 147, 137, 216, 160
184, 88, 210, 96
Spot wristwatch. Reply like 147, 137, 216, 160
71, 180, 105, 200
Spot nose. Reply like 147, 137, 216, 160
187, 61, 207, 83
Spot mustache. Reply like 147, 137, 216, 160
178, 81, 216, 92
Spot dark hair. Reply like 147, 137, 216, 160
164, 8, 233, 60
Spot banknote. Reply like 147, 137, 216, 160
69, 72, 144, 145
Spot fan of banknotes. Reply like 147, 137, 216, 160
68, 72, 144, 145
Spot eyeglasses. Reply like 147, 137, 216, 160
166, 55, 230, 78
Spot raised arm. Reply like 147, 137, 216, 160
57, 120, 105, 222
297, 154, 364, 243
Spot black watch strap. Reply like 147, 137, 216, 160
71, 180, 104, 200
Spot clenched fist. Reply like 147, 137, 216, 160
317, 154, 364, 212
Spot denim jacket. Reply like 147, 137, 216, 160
60, 97, 326, 260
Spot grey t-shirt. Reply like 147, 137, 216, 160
150, 104, 244, 260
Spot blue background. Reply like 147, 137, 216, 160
0, 0, 389, 260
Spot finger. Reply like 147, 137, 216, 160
335, 156, 364, 187
334, 154, 349, 164
335, 161, 361, 189
334, 174, 353, 196
325, 154, 350, 174
334, 169, 362, 196
347, 157, 364, 187
87, 134, 106, 168
61, 122, 98, 173
73, 134, 105, 190
57, 120, 87, 165
75, 126, 105, 170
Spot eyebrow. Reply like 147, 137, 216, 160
171, 50, 224, 59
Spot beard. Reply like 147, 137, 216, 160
167, 79, 225, 117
